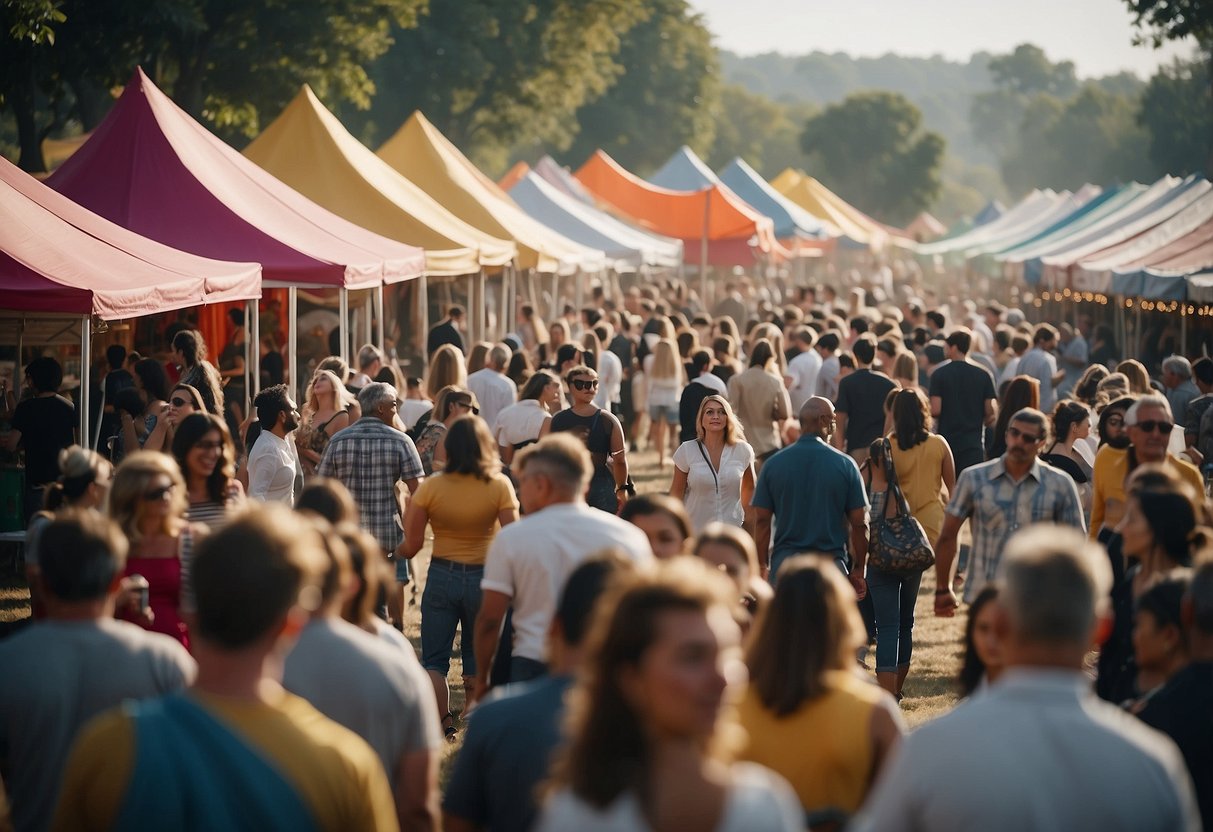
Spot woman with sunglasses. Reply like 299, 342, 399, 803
142, 383, 205, 453
415, 385, 480, 475
172, 413, 244, 531
107, 452, 205, 648
24, 446, 112, 618
670, 395, 755, 535
550, 366, 630, 514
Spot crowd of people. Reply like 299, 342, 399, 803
0, 275, 1210, 830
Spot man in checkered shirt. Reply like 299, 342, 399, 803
319, 381, 423, 626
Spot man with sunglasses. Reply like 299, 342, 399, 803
1089, 394, 1203, 541
933, 407, 1085, 617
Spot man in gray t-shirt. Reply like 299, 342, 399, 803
283, 525, 441, 830
0, 512, 195, 832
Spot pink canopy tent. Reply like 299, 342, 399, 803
48, 68, 427, 382
0, 154, 261, 442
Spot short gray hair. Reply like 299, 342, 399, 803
488, 344, 511, 370
1125, 393, 1172, 426
1161, 355, 1192, 379
515, 433, 591, 496
358, 382, 396, 414
357, 343, 384, 371
998, 525, 1112, 647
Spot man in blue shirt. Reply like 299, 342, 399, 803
443, 554, 630, 832
752, 396, 869, 595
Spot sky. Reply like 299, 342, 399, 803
687, 0, 1197, 78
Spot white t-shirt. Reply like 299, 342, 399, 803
468, 368, 518, 432
399, 398, 432, 429
481, 502, 652, 661
596, 349, 624, 410
672, 439, 755, 534
787, 349, 823, 412
643, 355, 682, 408
537, 762, 804, 832
494, 399, 551, 449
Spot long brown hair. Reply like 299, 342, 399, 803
745, 555, 865, 716
443, 415, 501, 481
552, 560, 738, 808
891, 387, 931, 451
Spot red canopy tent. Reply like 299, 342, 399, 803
47, 68, 427, 390
0, 155, 260, 442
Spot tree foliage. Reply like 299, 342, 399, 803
1138, 57, 1213, 175
548, 0, 718, 176
1124, 0, 1213, 46
705, 84, 815, 177
799, 91, 945, 225
346, 0, 646, 166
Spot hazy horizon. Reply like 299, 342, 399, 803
689, 0, 1197, 79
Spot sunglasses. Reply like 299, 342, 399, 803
455, 401, 480, 415
170, 396, 191, 408
1007, 426, 1042, 443
1132, 420, 1173, 434
142, 483, 175, 501
571, 379, 599, 391
193, 440, 224, 452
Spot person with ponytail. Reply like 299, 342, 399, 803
170, 329, 224, 417
24, 446, 113, 617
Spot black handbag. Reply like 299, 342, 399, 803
868, 438, 935, 575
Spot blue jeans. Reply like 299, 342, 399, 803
420, 558, 484, 677
867, 564, 922, 673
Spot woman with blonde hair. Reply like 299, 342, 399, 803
415, 385, 479, 475
403, 415, 518, 740
892, 352, 920, 391
24, 446, 112, 617
295, 369, 356, 476
737, 555, 903, 825
644, 338, 684, 466
107, 452, 205, 648
1117, 359, 1153, 396
426, 343, 468, 401
670, 395, 755, 534
540, 559, 803, 831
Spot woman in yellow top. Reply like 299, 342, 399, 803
403, 415, 519, 740
865, 388, 955, 700
737, 556, 903, 827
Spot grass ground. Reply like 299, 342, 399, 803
0, 445, 967, 769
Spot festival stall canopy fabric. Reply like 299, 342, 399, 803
532, 156, 601, 206
972, 200, 1006, 227
243, 86, 515, 278
904, 211, 947, 241
377, 112, 603, 274
770, 169, 890, 250
0, 155, 260, 319
573, 150, 779, 266
47, 68, 425, 289
507, 168, 683, 270
716, 157, 834, 242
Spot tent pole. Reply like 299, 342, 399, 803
575, 268, 584, 316
15, 318, 24, 399
363, 290, 373, 352
79, 316, 90, 447
1182, 307, 1189, 355
550, 272, 559, 323
339, 288, 349, 365
248, 298, 260, 402
375, 284, 385, 358
418, 275, 429, 371
478, 269, 488, 344
288, 287, 299, 402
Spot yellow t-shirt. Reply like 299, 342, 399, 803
1089, 446, 1203, 539
736, 670, 884, 816
888, 433, 949, 543
412, 471, 518, 564
51, 690, 398, 832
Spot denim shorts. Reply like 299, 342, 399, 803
420, 557, 484, 677
648, 403, 679, 424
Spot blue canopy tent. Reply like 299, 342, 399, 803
717, 157, 833, 241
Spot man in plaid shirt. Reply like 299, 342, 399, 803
319, 382, 423, 625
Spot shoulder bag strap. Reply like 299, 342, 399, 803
881, 438, 913, 519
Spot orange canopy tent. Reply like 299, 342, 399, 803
573, 150, 780, 267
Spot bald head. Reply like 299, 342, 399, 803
799, 396, 836, 440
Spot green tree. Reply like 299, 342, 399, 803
347, 1, 644, 166
987, 43, 1079, 97
1137, 57, 1213, 175
550, 0, 718, 176
799, 91, 945, 225
1125, 0, 1213, 46
704, 84, 814, 176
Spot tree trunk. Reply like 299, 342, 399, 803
68, 75, 111, 132
11, 59, 47, 173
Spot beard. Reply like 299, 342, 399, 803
1104, 435, 1131, 450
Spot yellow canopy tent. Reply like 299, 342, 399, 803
243, 86, 515, 277
771, 169, 886, 250
377, 112, 604, 274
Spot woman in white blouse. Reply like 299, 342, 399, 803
669, 395, 756, 534
494, 370, 561, 467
